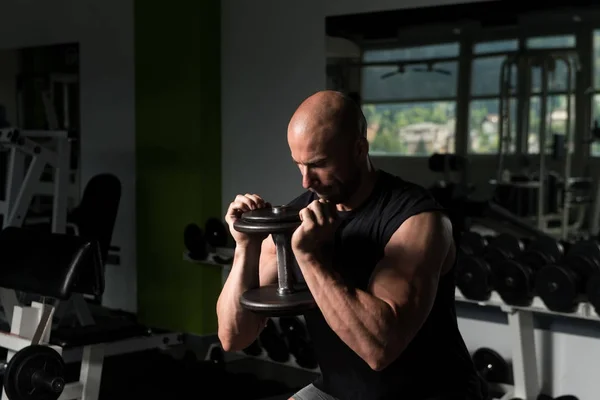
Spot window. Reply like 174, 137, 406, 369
474, 39, 518, 55
361, 42, 459, 156
363, 43, 459, 62
363, 102, 455, 156
527, 95, 575, 154
469, 98, 517, 154
526, 35, 576, 49
361, 62, 458, 102
468, 45, 518, 154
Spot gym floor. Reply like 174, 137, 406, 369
70, 348, 317, 400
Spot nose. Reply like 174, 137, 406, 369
301, 166, 316, 190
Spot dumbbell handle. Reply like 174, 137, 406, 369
273, 233, 295, 295
31, 369, 65, 393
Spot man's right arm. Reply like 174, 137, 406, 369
216, 235, 278, 352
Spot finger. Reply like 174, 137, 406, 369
299, 207, 317, 229
245, 193, 267, 209
317, 199, 337, 224
235, 194, 258, 210
307, 200, 326, 225
227, 200, 251, 221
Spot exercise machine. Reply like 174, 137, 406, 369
492, 48, 600, 242
0, 127, 72, 325
0, 226, 103, 400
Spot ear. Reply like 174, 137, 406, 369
355, 136, 369, 159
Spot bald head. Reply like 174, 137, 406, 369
288, 90, 366, 146
287, 91, 370, 204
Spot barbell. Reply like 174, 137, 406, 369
1, 345, 65, 400
234, 205, 316, 316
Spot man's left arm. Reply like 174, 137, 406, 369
294, 210, 454, 371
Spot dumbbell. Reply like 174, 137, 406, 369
234, 205, 316, 316
494, 236, 564, 306
456, 233, 524, 301
471, 347, 510, 385
535, 239, 600, 313
1, 345, 65, 400
278, 316, 318, 370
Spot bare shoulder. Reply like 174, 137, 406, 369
369, 211, 454, 292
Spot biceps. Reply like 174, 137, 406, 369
259, 236, 278, 286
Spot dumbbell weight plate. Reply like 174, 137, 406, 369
460, 231, 487, 257
472, 347, 509, 383
233, 206, 302, 234
493, 259, 534, 306
484, 234, 523, 264
535, 265, 580, 313
456, 257, 493, 301
4, 345, 65, 400
240, 284, 316, 316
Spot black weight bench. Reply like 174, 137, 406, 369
0, 226, 105, 400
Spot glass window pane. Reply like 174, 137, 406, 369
474, 40, 518, 54
471, 56, 517, 97
530, 58, 576, 93
468, 98, 516, 154
361, 62, 457, 101
363, 43, 459, 62
526, 35, 575, 49
527, 95, 575, 154
363, 101, 455, 156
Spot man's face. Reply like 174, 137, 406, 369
288, 130, 362, 204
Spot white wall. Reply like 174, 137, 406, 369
221, 0, 600, 398
0, 0, 136, 312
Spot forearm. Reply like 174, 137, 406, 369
297, 254, 401, 370
216, 244, 266, 351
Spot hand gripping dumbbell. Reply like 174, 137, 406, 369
233, 205, 316, 316
494, 236, 564, 307
456, 233, 524, 301
535, 239, 600, 313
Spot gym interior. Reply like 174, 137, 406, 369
2, 0, 600, 399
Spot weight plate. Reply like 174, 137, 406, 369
234, 206, 302, 234
518, 250, 550, 272
585, 273, 600, 316
259, 320, 290, 363
455, 256, 493, 301
4, 345, 65, 400
485, 234, 523, 263
527, 236, 563, 264
494, 260, 534, 307
534, 265, 579, 313
278, 316, 308, 341
204, 217, 228, 248
240, 284, 316, 317
472, 347, 509, 383
460, 232, 487, 257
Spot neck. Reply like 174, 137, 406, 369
337, 159, 379, 212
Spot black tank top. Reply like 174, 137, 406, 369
286, 170, 487, 400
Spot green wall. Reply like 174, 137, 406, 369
134, 0, 222, 335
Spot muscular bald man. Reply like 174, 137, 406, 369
217, 91, 487, 400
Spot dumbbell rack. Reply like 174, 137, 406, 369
455, 288, 599, 399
